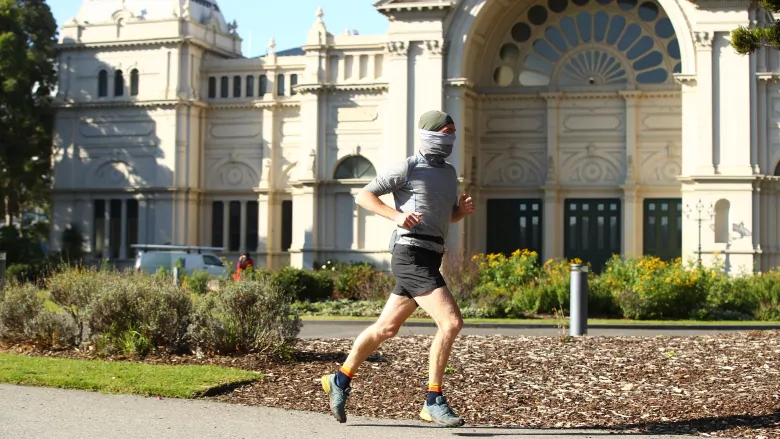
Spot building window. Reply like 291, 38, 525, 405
211, 200, 260, 252
290, 74, 298, 95
281, 200, 293, 251
774, 162, 780, 176
211, 201, 224, 248
98, 69, 108, 97
92, 198, 139, 259
334, 156, 377, 179
277, 74, 285, 96
246, 75, 254, 97
208, 77, 216, 99
130, 69, 139, 96
114, 70, 125, 97
564, 199, 621, 273
259, 75, 268, 97
233, 75, 241, 98
714, 199, 730, 244
643, 199, 682, 261
486, 199, 543, 259
220, 76, 229, 98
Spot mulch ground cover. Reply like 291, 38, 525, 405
4, 330, 779, 438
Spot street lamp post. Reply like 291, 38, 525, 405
684, 199, 714, 266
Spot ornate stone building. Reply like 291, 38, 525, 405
50, 0, 780, 273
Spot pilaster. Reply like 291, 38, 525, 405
119, 199, 128, 259
384, 41, 409, 163
621, 186, 641, 257
619, 91, 641, 185
541, 187, 561, 261
694, 31, 715, 175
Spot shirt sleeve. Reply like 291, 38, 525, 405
363, 160, 409, 196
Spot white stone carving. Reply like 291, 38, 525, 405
386, 41, 408, 58
92, 160, 139, 188
560, 149, 623, 184
481, 150, 545, 186
211, 162, 260, 189
638, 148, 682, 185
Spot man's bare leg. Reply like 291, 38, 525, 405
413, 285, 464, 426
342, 293, 418, 373
321, 293, 417, 423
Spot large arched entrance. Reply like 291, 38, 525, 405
444, 0, 694, 272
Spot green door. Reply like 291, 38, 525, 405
486, 199, 543, 259
643, 198, 682, 261
564, 199, 621, 273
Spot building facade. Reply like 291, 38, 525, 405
51, 0, 780, 273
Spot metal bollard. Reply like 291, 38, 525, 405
0, 252, 5, 291
569, 263, 589, 336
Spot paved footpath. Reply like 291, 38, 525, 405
0, 384, 703, 439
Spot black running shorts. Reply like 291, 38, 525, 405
390, 244, 447, 299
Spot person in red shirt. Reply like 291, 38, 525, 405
233, 252, 254, 280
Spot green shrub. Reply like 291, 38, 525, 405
0, 283, 76, 349
745, 270, 780, 321
88, 272, 193, 356
6, 264, 34, 283
271, 266, 333, 302
333, 263, 394, 301
189, 277, 301, 355
47, 266, 105, 344
185, 269, 211, 295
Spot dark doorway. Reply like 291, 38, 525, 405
486, 199, 543, 259
564, 199, 621, 273
643, 198, 682, 261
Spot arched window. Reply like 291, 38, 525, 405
220, 76, 229, 98
208, 77, 216, 98
130, 69, 139, 96
774, 162, 780, 176
114, 70, 125, 96
233, 75, 241, 98
246, 75, 254, 97
714, 199, 730, 244
290, 74, 299, 95
277, 74, 285, 96
334, 156, 377, 180
490, 1, 681, 89
98, 69, 108, 97
258, 75, 268, 97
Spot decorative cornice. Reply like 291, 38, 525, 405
208, 100, 301, 110
444, 78, 474, 89
374, 0, 454, 16
296, 83, 389, 95
423, 39, 447, 57
674, 73, 697, 84
385, 41, 408, 58
53, 98, 209, 110
690, 0, 753, 10
478, 90, 680, 101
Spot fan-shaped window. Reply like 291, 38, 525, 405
493, 0, 680, 89
130, 69, 139, 96
334, 156, 377, 180
114, 70, 125, 96
98, 69, 108, 97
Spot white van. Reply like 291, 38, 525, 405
132, 245, 228, 277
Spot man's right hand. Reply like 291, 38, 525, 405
394, 211, 423, 229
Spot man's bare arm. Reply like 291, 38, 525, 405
355, 189, 423, 229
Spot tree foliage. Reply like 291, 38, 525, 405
731, 1, 780, 54
0, 0, 57, 221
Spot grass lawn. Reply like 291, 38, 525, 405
300, 315, 780, 326
0, 353, 261, 398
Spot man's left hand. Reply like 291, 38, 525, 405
458, 194, 475, 216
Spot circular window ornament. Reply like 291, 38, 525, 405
494, 66, 515, 87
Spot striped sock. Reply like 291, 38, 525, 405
426, 383, 442, 405
334, 365, 354, 390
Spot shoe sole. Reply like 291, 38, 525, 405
419, 408, 465, 427
321, 375, 346, 423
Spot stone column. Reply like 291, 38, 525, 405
694, 31, 714, 175
222, 201, 229, 251
351, 188, 361, 250
622, 188, 641, 257
257, 193, 269, 255
239, 200, 247, 253
119, 199, 128, 259
541, 93, 561, 262
384, 41, 409, 163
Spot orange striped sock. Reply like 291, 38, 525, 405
427, 383, 442, 404
339, 365, 354, 379
334, 365, 353, 389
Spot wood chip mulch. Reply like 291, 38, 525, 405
5, 330, 780, 438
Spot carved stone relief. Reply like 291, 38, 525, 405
638, 144, 682, 185
92, 160, 140, 188
481, 148, 545, 187
560, 147, 623, 184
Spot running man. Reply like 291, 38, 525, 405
321, 110, 475, 427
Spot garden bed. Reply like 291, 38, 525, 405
4, 330, 778, 438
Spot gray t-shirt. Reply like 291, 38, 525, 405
363, 154, 459, 253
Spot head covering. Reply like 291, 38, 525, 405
418, 110, 454, 132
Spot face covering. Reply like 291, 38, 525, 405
419, 129, 456, 165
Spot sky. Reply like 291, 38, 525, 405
47, 0, 391, 57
